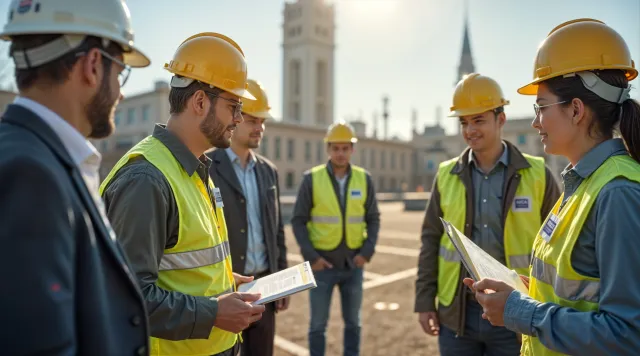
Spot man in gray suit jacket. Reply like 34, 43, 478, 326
0, 1, 151, 354
207, 79, 288, 356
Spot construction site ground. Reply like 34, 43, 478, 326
273, 202, 440, 356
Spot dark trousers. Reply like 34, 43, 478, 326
239, 297, 276, 356
438, 300, 521, 356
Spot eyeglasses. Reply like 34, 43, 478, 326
204, 91, 243, 118
76, 49, 131, 87
533, 101, 567, 117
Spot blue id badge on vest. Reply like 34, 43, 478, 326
213, 187, 224, 208
541, 213, 559, 243
350, 189, 362, 199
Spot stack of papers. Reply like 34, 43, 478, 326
440, 218, 528, 294
237, 261, 317, 305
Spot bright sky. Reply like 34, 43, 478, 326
1, 0, 639, 139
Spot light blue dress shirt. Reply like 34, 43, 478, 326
225, 148, 268, 275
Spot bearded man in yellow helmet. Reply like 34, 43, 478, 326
292, 121, 380, 356
100, 33, 265, 356
207, 79, 288, 356
414, 73, 561, 355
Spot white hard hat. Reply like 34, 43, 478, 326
1, 0, 150, 68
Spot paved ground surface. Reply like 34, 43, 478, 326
272, 202, 441, 356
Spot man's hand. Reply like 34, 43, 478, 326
418, 312, 440, 336
311, 257, 333, 271
233, 272, 254, 287
519, 274, 530, 290
463, 278, 514, 327
214, 292, 265, 333
353, 255, 367, 268
275, 296, 290, 312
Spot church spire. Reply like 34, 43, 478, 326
456, 0, 475, 85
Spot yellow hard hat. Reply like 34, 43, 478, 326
518, 18, 637, 95
242, 79, 273, 119
164, 32, 256, 101
448, 73, 509, 117
324, 121, 358, 143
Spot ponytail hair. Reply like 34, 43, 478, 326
544, 69, 640, 163
618, 98, 640, 162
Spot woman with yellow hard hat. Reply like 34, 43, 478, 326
464, 18, 640, 355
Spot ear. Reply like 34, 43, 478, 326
190, 90, 210, 117
571, 98, 586, 126
80, 48, 103, 88
497, 111, 506, 128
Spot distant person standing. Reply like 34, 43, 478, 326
414, 73, 560, 356
292, 121, 380, 356
0, 0, 151, 354
207, 79, 289, 356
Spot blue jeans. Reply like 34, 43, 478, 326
308, 267, 364, 356
438, 300, 521, 356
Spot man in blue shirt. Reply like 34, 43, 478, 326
207, 79, 288, 356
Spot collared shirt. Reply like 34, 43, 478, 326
102, 124, 221, 340
469, 142, 509, 264
225, 148, 268, 275
503, 138, 640, 354
13, 96, 114, 240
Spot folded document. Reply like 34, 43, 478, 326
237, 261, 317, 305
440, 218, 528, 294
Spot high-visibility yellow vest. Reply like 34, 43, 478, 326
437, 154, 546, 307
99, 136, 237, 356
521, 154, 640, 356
307, 164, 368, 251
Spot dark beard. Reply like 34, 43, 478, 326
200, 106, 233, 148
87, 64, 118, 139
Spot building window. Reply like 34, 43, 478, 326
316, 102, 326, 125
292, 101, 300, 121
291, 60, 301, 96
305, 141, 311, 161
316, 60, 327, 99
401, 153, 405, 170
317, 141, 324, 163
115, 110, 122, 127
370, 150, 375, 169
360, 148, 366, 166
381, 151, 386, 169
142, 105, 150, 122
275, 137, 281, 160
391, 152, 396, 169
127, 108, 135, 125
518, 134, 526, 145
426, 159, 435, 172
286, 171, 295, 189
379, 177, 385, 191
287, 139, 295, 160
116, 137, 132, 150
261, 137, 268, 156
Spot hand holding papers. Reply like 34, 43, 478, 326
237, 261, 317, 305
439, 218, 528, 295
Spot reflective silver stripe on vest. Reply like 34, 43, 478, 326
311, 216, 340, 224
509, 254, 531, 269
532, 257, 600, 303
310, 216, 364, 224
159, 241, 231, 271
439, 246, 461, 262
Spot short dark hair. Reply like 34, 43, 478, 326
545, 69, 640, 163
10, 34, 122, 91
168, 78, 223, 114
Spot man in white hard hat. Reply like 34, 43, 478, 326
0, 0, 151, 355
